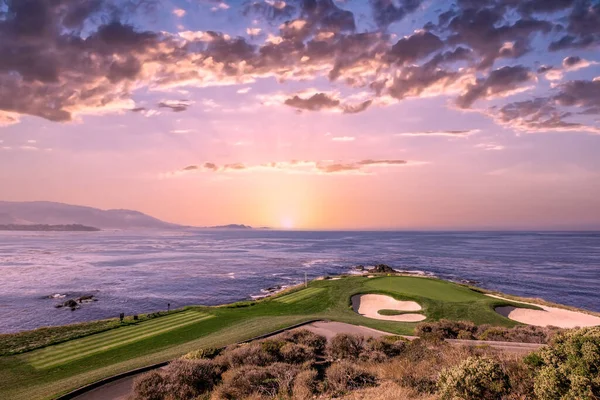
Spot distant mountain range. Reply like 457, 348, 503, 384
0, 201, 255, 230
0, 201, 181, 230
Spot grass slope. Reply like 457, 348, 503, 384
0, 276, 536, 400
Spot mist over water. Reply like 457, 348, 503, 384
0, 230, 599, 333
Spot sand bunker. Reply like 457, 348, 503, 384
352, 294, 426, 322
489, 295, 600, 328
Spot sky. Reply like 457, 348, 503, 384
0, 0, 599, 230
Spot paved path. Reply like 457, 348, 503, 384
71, 375, 138, 400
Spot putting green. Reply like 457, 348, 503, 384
0, 276, 541, 400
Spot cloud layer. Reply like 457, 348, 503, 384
0, 0, 599, 133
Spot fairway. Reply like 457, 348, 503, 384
275, 287, 324, 304
0, 276, 543, 400
27, 311, 213, 369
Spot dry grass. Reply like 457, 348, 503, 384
340, 381, 437, 400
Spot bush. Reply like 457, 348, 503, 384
280, 342, 314, 364
133, 370, 167, 400
132, 359, 221, 400
261, 339, 286, 356
326, 361, 377, 395
415, 320, 561, 344
478, 325, 559, 344
327, 334, 365, 360
163, 359, 221, 396
219, 342, 278, 368
279, 329, 327, 354
183, 347, 221, 360
292, 369, 319, 400
531, 327, 600, 400
437, 357, 510, 400
415, 320, 477, 339
363, 336, 407, 359
215, 363, 300, 399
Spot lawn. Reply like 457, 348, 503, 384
0, 276, 533, 400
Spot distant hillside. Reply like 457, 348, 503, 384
208, 224, 252, 229
0, 202, 181, 230
0, 224, 100, 232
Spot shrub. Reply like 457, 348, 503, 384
261, 339, 286, 356
183, 347, 221, 360
216, 365, 279, 399
531, 327, 600, 400
415, 320, 477, 339
478, 325, 559, 344
327, 334, 365, 360
437, 357, 510, 400
280, 342, 314, 364
457, 330, 475, 340
280, 329, 327, 354
133, 370, 167, 400
162, 359, 221, 396
326, 361, 377, 395
220, 342, 278, 368
292, 369, 319, 400
363, 336, 407, 358
215, 363, 300, 399
132, 360, 221, 400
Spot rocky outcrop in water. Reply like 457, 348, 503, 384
54, 295, 97, 310
368, 264, 397, 274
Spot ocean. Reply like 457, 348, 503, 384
0, 230, 599, 333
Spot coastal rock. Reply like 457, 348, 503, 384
354, 265, 365, 271
76, 295, 97, 303
54, 294, 97, 310
55, 299, 80, 310
368, 264, 397, 274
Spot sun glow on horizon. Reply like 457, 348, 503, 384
280, 217, 295, 230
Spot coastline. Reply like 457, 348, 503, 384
1, 274, 599, 400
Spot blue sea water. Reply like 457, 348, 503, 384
0, 230, 599, 333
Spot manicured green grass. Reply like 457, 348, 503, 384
275, 287, 324, 304
0, 276, 540, 400
28, 311, 213, 369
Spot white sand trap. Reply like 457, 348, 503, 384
489, 295, 600, 328
352, 294, 426, 322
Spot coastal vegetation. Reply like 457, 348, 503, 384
131, 327, 600, 399
0, 276, 593, 400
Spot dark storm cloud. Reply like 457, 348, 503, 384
456, 66, 533, 109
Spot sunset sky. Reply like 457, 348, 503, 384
1, 0, 599, 230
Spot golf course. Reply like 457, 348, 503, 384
0, 276, 544, 400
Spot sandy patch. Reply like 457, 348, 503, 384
351, 294, 426, 322
488, 294, 600, 328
